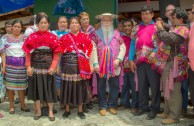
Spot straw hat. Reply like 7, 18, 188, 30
95, 13, 118, 19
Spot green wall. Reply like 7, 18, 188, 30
34, 0, 117, 29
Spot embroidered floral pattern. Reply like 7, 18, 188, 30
32, 68, 56, 74
61, 73, 82, 81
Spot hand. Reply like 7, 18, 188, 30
124, 60, 130, 68
129, 61, 136, 73
27, 66, 33, 76
48, 68, 55, 75
156, 20, 164, 30
113, 59, 120, 69
90, 67, 94, 73
156, 17, 163, 22
56, 66, 61, 75
1, 67, 5, 75
94, 65, 100, 73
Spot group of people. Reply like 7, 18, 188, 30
0, 3, 193, 125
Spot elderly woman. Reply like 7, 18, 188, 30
22, 13, 61, 121
155, 7, 189, 125
2, 19, 30, 114
59, 17, 94, 119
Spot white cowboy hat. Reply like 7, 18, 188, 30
95, 13, 118, 19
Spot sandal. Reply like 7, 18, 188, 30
9, 110, 15, 114
9, 108, 15, 114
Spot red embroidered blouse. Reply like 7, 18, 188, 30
59, 32, 93, 79
22, 31, 61, 69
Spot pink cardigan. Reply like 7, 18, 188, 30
188, 24, 194, 70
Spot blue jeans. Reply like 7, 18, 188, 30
182, 78, 188, 111
121, 71, 138, 108
97, 75, 119, 110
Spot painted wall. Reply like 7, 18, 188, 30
34, 0, 117, 28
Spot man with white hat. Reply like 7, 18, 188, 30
92, 13, 126, 116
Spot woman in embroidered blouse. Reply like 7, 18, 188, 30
59, 17, 93, 119
22, 13, 61, 121
51, 16, 69, 101
79, 12, 98, 110
2, 19, 30, 114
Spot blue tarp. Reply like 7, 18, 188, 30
0, 0, 34, 14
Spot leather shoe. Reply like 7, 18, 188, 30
86, 102, 93, 109
161, 118, 180, 125
109, 108, 117, 115
21, 108, 30, 112
99, 110, 106, 116
78, 111, 85, 119
48, 116, 55, 121
146, 111, 157, 120
63, 111, 71, 118
156, 113, 169, 119
133, 110, 145, 116
9, 110, 15, 114
34, 115, 42, 120
53, 108, 57, 114
83, 105, 89, 113
130, 108, 138, 113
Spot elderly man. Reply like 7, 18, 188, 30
93, 13, 126, 116
129, 5, 161, 120
156, 7, 189, 124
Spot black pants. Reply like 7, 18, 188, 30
189, 68, 194, 106
137, 63, 161, 112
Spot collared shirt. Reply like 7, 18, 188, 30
129, 20, 157, 61
139, 20, 155, 26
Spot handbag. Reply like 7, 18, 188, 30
68, 34, 92, 79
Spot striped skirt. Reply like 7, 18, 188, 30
4, 56, 27, 90
0, 66, 2, 90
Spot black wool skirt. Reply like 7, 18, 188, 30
60, 53, 89, 106
27, 49, 57, 103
